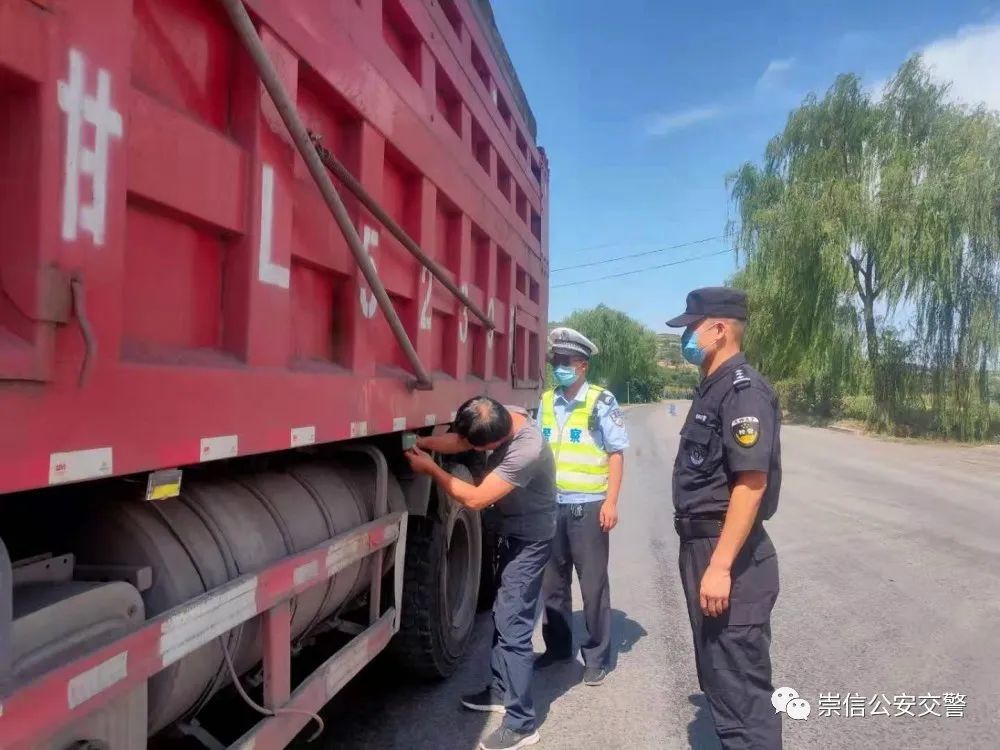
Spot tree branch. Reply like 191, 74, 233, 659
847, 252, 866, 300
863, 251, 876, 301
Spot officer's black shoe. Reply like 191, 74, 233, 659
583, 666, 608, 686
460, 689, 505, 714
533, 651, 573, 669
480, 726, 541, 750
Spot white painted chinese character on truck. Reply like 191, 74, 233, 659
58, 48, 123, 247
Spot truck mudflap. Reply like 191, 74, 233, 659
0, 511, 408, 750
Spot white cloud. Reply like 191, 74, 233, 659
756, 57, 796, 90
866, 77, 887, 102
644, 106, 724, 137
920, 23, 1000, 111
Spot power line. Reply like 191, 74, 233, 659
566, 237, 668, 255
551, 248, 732, 289
551, 235, 723, 272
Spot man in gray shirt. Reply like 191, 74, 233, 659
406, 397, 555, 750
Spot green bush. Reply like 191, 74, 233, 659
840, 393, 873, 422
662, 367, 699, 389
774, 379, 808, 415
774, 376, 844, 418
663, 386, 696, 400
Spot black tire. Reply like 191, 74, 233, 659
391, 467, 483, 679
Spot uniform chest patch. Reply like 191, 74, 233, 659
731, 416, 760, 448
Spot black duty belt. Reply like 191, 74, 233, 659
674, 515, 724, 540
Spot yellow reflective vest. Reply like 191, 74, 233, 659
539, 384, 609, 494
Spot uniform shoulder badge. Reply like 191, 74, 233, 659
731, 416, 760, 448
597, 389, 615, 406
733, 368, 752, 390
609, 407, 625, 427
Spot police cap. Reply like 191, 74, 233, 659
665, 287, 748, 328
548, 327, 599, 359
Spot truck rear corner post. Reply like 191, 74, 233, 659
0, 0, 548, 747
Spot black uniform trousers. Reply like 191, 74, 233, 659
679, 527, 781, 750
541, 501, 612, 669
491, 535, 552, 733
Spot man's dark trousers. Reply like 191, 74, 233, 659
541, 501, 611, 668
491, 535, 552, 733
679, 529, 781, 749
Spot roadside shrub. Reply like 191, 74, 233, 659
774, 379, 808, 415
775, 375, 844, 418
840, 393, 873, 422
663, 386, 696, 400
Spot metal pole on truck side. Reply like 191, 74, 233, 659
217, 0, 434, 389
310, 136, 495, 331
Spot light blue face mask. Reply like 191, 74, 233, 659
553, 365, 580, 387
681, 328, 706, 366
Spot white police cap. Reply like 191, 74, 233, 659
548, 327, 599, 359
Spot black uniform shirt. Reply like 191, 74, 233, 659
672, 353, 782, 519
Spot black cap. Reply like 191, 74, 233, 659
665, 287, 748, 328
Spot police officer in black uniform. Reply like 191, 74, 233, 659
665, 287, 782, 749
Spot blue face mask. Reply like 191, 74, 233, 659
553, 365, 580, 387
681, 328, 706, 366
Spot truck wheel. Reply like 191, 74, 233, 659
392, 466, 482, 679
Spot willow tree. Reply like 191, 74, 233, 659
905, 106, 1000, 439
729, 57, 957, 427
556, 305, 665, 402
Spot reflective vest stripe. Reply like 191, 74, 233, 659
556, 470, 611, 486
540, 385, 609, 494
548, 448, 608, 466
556, 463, 608, 476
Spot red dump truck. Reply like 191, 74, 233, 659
0, 0, 548, 746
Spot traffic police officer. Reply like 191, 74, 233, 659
665, 287, 782, 749
536, 327, 629, 686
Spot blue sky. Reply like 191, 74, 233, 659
491, 0, 1000, 332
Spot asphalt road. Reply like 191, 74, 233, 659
318, 402, 1000, 749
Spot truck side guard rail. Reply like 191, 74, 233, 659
0, 509, 407, 749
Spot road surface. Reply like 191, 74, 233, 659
317, 402, 1000, 749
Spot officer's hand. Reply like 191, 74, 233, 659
599, 501, 618, 532
699, 564, 731, 617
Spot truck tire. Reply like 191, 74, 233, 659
392, 466, 482, 679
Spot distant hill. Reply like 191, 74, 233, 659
657, 333, 685, 367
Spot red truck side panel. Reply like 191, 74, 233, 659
0, 0, 549, 495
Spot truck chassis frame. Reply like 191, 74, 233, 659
0, 510, 407, 749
